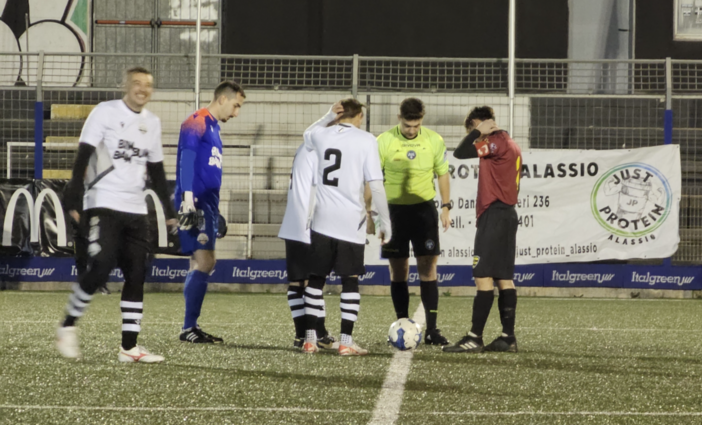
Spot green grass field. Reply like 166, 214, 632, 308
2, 291, 702, 424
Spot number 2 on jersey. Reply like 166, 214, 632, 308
322, 148, 342, 186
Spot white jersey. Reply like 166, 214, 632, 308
79, 99, 164, 215
304, 118, 384, 244
278, 143, 318, 243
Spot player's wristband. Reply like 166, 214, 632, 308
441, 203, 452, 210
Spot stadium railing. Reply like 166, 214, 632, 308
0, 52, 700, 263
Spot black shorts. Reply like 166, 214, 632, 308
381, 200, 440, 258
79, 208, 152, 292
473, 201, 518, 280
284, 239, 314, 282
308, 231, 365, 277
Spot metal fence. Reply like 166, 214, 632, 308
1, 52, 701, 263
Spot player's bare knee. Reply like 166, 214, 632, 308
389, 258, 409, 281
497, 280, 515, 290
416, 255, 438, 281
474, 277, 495, 291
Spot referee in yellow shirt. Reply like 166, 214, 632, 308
375, 98, 451, 345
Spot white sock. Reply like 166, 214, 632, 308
340, 333, 353, 346
306, 329, 317, 343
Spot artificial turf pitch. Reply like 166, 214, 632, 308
2, 291, 702, 424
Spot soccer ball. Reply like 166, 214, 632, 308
388, 318, 422, 351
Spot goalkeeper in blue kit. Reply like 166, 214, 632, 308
175, 81, 246, 343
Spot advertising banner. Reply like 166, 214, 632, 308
0, 258, 699, 291
365, 145, 682, 265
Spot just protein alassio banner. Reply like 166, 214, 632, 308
365, 145, 682, 265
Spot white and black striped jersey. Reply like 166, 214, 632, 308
304, 116, 384, 245
79, 100, 164, 215
278, 143, 318, 243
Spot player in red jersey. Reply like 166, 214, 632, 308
443, 106, 522, 354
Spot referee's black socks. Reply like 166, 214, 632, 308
390, 281, 410, 319
470, 290, 495, 337
420, 280, 439, 331
498, 289, 517, 337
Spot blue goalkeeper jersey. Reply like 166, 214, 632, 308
175, 108, 223, 209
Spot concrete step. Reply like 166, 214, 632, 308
50, 104, 95, 120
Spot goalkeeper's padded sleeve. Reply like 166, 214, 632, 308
147, 161, 176, 220
64, 143, 96, 214
453, 129, 482, 159
368, 179, 392, 243
179, 149, 196, 192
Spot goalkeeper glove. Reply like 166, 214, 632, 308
216, 214, 228, 239
178, 191, 197, 231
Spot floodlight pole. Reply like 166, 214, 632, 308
508, 0, 516, 135
195, 0, 202, 109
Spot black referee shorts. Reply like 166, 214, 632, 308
308, 231, 365, 277
284, 239, 314, 282
381, 200, 441, 259
473, 201, 518, 280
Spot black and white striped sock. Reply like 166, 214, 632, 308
340, 291, 360, 337
304, 286, 324, 342
62, 283, 93, 327
120, 300, 143, 350
287, 283, 305, 339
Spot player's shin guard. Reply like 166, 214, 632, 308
498, 289, 517, 336
303, 276, 325, 342
62, 283, 94, 327
470, 290, 495, 337
420, 280, 439, 330
183, 270, 209, 330
287, 281, 305, 339
390, 281, 409, 319
340, 277, 360, 345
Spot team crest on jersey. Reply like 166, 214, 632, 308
138, 122, 148, 134
425, 239, 435, 250
197, 233, 210, 245
209, 147, 223, 169
407, 150, 416, 160
473, 256, 480, 268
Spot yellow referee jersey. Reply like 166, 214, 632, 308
377, 125, 449, 205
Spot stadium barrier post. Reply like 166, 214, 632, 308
663, 57, 673, 268
195, 0, 202, 109
352, 54, 359, 99
34, 51, 45, 180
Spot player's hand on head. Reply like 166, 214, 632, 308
331, 101, 344, 116
476, 119, 499, 136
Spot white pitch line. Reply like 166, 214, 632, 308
425, 411, 702, 417
3, 405, 701, 418
0, 405, 369, 414
368, 303, 425, 425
